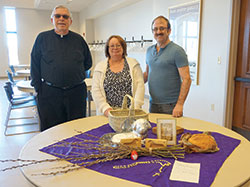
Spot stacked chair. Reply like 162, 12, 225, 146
9, 65, 17, 77
5, 81, 31, 99
3, 82, 40, 136
6, 70, 18, 85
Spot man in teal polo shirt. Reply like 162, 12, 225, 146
144, 16, 191, 117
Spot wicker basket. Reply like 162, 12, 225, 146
108, 94, 148, 132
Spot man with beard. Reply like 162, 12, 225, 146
144, 16, 191, 117
30, 5, 92, 131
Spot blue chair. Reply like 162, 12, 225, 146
6, 70, 19, 85
5, 81, 33, 100
3, 84, 40, 136
85, 70, 93, 116
9, 65, 17, 76
85, 69, 92, 78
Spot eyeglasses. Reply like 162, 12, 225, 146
54, 14, 70, 19
109, 44, 122, 49
152, 27, 168, 32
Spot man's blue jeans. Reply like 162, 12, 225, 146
149, 102, 176, 114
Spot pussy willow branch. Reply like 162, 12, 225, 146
0, 132, 185, 175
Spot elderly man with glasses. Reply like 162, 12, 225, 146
30, 5, 92, 131
144, 16, 191, 117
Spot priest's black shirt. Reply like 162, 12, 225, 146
30, 29, 92, 92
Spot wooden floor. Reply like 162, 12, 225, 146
0, 78, 249, 187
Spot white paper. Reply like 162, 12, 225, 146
169, 160, 200, 183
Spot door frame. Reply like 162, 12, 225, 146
224, 0, 241, 129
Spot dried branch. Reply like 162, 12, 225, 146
0, 132, 185, 175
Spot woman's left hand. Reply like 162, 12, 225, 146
104, 108, 113, 117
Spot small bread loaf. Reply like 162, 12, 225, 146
120, 138, 142, 148
188, 134, 217, 150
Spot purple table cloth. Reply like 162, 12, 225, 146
40, 123, 241, 187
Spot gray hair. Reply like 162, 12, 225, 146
50, 5, 73, 20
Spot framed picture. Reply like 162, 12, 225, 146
168, 0, 202, 85
157, 118, 177, 145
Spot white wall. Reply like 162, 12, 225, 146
15, 9, 52, 66
0, 7, 80, 77
80, 0, 234, 127
183, 0, 232, 126
93, 1, 152, 43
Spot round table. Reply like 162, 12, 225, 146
16, 69, 30, 76
19, 114, 250, 187
13, 64, 30, 69
15, 78, 92, 95
15, 79, 93, 116
16, 78, 92, 92
16, 80, 35, 93
85, 78, 92, 91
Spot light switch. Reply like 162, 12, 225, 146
211, 104, 215, 111
217, 56, 221, 64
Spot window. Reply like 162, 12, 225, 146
4, 7, 19, 65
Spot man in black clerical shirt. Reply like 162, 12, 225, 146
31, 5, 92, 131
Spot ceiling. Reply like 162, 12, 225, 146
0, 0, 98, 12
